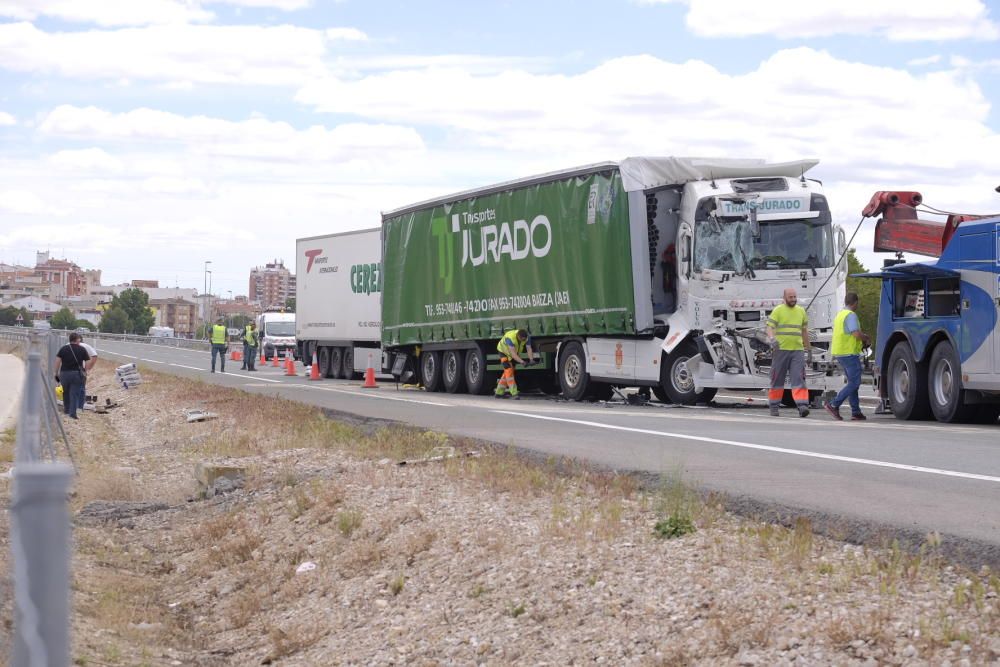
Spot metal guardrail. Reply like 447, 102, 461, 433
0, 325, 211, 351
2, 328, 74, 667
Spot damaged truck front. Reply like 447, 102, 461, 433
381, 157, 847, 404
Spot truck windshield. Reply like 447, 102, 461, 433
694, 219, 834, 273
265, 322, 295, 336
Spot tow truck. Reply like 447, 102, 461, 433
859, 189, 1000, 422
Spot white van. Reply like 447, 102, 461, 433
257, 312, 297, 361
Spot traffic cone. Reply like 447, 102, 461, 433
260, 350, 266, 365
362, 352, 378, 389
308, 351, 321, 381
230, 349, 242, 361
272, 354, 280, 367
284, 356, 297, 376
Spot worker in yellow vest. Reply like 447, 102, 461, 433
243, 323, 260, 372
824, 292, 871, 421
766, 288, 811, 417
495, 328, 536, 400
210, 318, 228, 373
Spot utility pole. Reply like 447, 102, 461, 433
203, 260, 211, 339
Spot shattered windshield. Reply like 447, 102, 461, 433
694, 219, 834, 273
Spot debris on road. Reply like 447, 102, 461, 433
183, 408, 218, 423
397, 445, 480, 466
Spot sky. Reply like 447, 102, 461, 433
1, 0, 999, 298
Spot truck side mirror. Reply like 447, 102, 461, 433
680, 234, 692, 278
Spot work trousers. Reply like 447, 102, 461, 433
831, 354, 863, 415
60, 370, 83, 418
77, 371, 88, 410
246, 346, 258, 370
242, 342, 249, 368
495, 357, 519, 397
211, 344, 227, 372
768, 349, 808, 408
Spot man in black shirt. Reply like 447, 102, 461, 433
54, 332, 90, 419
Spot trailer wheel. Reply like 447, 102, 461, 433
420, 351, 443, 392
329, 347, 344, 379
464, 345, 491, 395
651, 386, 670, 403
886, 343, 931, 420
587, 383, 614, 401
558, 341, 589, 401
442, 350, 466, 393
661, 341, 717, 405
317, 346, 332, 378
343, 347, 356, 380
928, 341, 976, 423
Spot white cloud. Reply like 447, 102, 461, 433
208, 0, 314, 9
0, 21, 367, 86
907, 55, 942, 67
0, 0, 214, 26
0, 190, 62, 215
49, 147, 123, 172
639, 0, 999, 41
0, 111, 15, 126
324, 27, 368, 41
38, 105, 425, 162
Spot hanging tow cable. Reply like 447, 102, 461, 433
805, 214, 868, 313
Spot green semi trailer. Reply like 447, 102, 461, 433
381, 157, 846, 402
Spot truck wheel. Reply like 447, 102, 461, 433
317, 346, 332, 378
928, 341, 976, 423
420, 351, 443, 392
442, 350, 466, 393
661, 341, 716, 405
330, 347, 344, 379
652, 386, 670, 403
886, 343, 931, 420
588, 383, 614, 401
343, 347, 356, 380
464, 346, 491, 395
558, 341, 589, 401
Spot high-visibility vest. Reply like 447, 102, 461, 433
497, 329, 526, 357
243, 325, 256, 346
831, 309, 863, 356
211, 324, 227, 345
766, 304, 808, 351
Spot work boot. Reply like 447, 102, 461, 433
769, 407, 779, 417
798, 405, 810, 418
494, 393, 508, 399
511, 395, 521, 401
851, 413, 867, 421
824, 402, 843, 421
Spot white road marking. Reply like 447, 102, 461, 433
501, 410, 1000, 484
170, 363, 207, 371
139, 358, 165, 364
310, 385, 451, 407
241, 376, 282, 383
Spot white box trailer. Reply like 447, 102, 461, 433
295, 228, 383, 379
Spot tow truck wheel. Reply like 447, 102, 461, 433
928, 341, 976, 423
317, 346, 332, 378
886, 343, 931, 420
661, 341, 717, 405
343, 347, 356, 380
420, 351, 443, 392
442, 350, 466, 393
329, 347, 344, 379
558, 341, 590, 401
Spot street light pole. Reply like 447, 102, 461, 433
203, 260, 212, 339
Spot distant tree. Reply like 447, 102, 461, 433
284, 297, 295, 312
0, 306, 32, 326
228, 314, 253, 329
845, 249, 881, 347
50, 307, 78, 330
99, 307, 130, 334
75, 319, 95, 331
110, 288, 155, 334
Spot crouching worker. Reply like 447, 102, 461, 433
494, 329, 535, 400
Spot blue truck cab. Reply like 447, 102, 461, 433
864, 217, 1000, 423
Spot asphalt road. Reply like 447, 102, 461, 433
93, 339, 1000, 566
